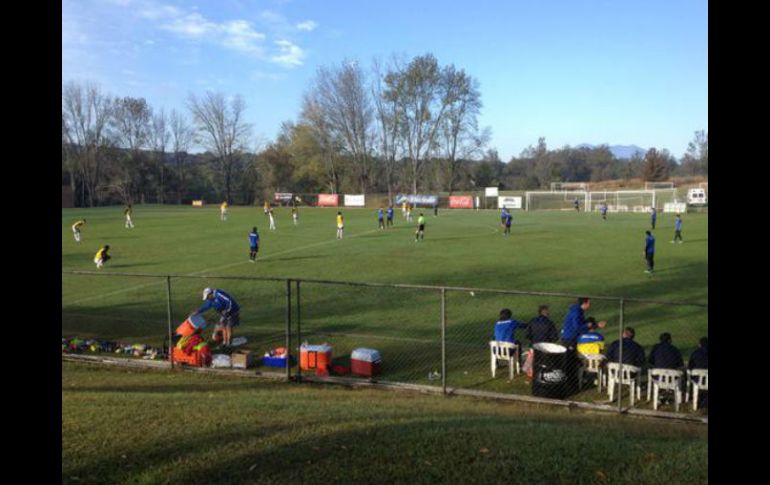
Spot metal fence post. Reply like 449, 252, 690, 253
617, 298, 624, 413
286, 279, 292, 382
166, 275, 174, 369
441, 288, 447, 395
296, 279, 302, 383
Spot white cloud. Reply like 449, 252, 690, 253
221, 20, 266, 55
270, 40, 304, 67
296, 20, 317, 32
162, 12, 216, 37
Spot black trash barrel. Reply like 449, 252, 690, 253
532, 343, 579, 399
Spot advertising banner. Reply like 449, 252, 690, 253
344, 194, 366, 207
449, 195, 474, 209
191, 200, 205, 207
274, 192, 293, 202
485, 187, 499, 197
394, 194, 439, 206
317, 194, 340, 207
497, 196, 522, 209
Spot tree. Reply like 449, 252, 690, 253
62, 81, 115, 207
187, 92, 252, 202
150, 109, 170, 203
643, 148, 669, 181
112, 96, 153, 203
169, 109, 195, 203
681, 130, 708, 176
371, 56, 406, 202
301, 94, 343, 193
383, 54, 456, 194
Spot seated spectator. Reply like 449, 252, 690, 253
606, 327, 646, 368
688, 337, 708, 370
648, 332, 684, 369
526, 305, 558, 345
576, 318, 606, 355
493, 308, 526, 347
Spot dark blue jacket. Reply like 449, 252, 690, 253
197, 289, 240, 316
688, 347, 708, 370
606, 338, 646, 368
648, 342, 684, 369
494, 319, 525, 344
526, 315, 558, 344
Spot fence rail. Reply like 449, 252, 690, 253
62, 270, 708, 420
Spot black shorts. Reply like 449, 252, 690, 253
219, 311, 240, 328
418, 224, 425, 231
250, 245, 258, 252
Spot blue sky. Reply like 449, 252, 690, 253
62, 0, 708, 160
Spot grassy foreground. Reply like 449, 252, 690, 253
62, 362, 707, 484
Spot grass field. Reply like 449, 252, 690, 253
62, 204, 708, 406
62, 361, 708, 485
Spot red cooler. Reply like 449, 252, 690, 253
351, 348, 381, 377
300, 344, 333, 371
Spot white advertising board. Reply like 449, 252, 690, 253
498, 196, 522, 209
344, 194, 366, 207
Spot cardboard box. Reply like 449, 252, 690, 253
231, 350, 257, 369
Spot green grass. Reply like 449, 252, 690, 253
62, 362, 708, 485
62, 205, 708, 408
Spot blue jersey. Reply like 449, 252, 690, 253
561, 304, 591, 342
675, 218, 683, 231
504, 212, 512, 224
387, 207, 394, 219
249, 231, 259, 248
651, 209, 657, 221
494, 319, 525, 344
600, 205, 607, 214
645, 235, 655, 254
197, 289, 240, 315
378, 209, 384, 220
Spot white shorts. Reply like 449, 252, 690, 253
337, 224, 344, 229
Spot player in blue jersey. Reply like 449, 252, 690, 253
501, 207, 513, 236
386, 205, 394, 227
493, 308, 527, 348
600, 202, 608, 220
650, 207, 657, 229
672, 214, 683, 243
377, 207, 385, 229
249, 226, 260, 262
190, 288, 241, 347
644, 230, 656, 273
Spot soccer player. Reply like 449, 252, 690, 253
574, 198, 580, 212
644, 230, 656, 273
386, 205, 394, 227
264, 200, 270, 215
377, 207, 385, 229
415, 213, 426, 241
124, 204, 134, 228
336, 211, 344, 239
190, 288, 240, 348
672, 214, 683, 243
249, 226, 259, 262
650, 207, 657, 229
220, 201, 228, 221
402, 201, 408, 217
406, 204, 413, 222
292, 206, 299, 225
433, 202, 438, 216
94, 245, 110, 269
502, 208, 512, 236
72, 219, 86, 243
600, 202, 608, 220
268, 209, 276, 231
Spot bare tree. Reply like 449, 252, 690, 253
384, 54, 456, 194
187, 92, 252, 202
112, 96, 153, 203
301, 93, 343, 193
372, 55, 406, 202
169, 109, 195, 203
151, 109, 170, 203
62, 81, 114, 207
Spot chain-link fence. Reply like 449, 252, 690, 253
62, 271, 708, 418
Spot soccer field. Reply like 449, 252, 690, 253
62, 205, 707, 398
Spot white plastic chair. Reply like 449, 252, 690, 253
647, 368, 684, 412
578, 353, 606, 392
686, 369, 708, 411
606, 362, 642, 406
490, 341, 520, 379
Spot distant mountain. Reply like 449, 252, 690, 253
576, 143, 647, 160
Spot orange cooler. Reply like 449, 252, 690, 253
300, 344, 333, 371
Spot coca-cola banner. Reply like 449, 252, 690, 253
317, 194, 339, 207
449, 196, 473, 209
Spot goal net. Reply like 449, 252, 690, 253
526, 191, 587, 211
587, 190, 656, 212
644, 181, 675, 190
550, 182, 589, 192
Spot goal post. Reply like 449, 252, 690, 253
526, 191, 587, 211
550, 182, 589, 192
644, 181, 675, 190
586, 190, 657, 212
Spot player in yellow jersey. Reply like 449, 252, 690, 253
402, 201, 407, 217
71, 219, 86, 243
292, 205, 299, 225
220, 201, 229, 221
264, 200, 270, 215
94, 245, 111, 269
336, 211, 344, 239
